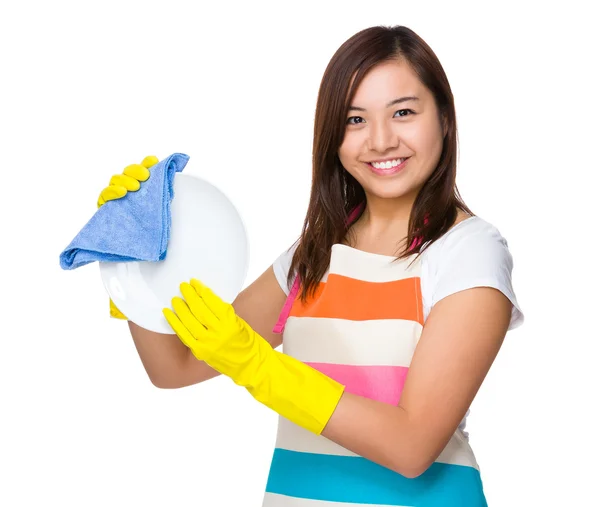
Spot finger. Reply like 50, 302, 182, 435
171, 296, 210, 340
99, 184, 127, 203
123, 163, 150, 182
141, 155, 159, 169
190, 278, 234, 322
162, 307, 197, 351
109, 173, 141, 191
180, 282, 220, 331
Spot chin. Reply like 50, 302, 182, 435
363, 182, 413, 200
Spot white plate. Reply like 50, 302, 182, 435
99, 173, 249, 333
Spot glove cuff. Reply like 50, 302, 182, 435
247, 348, 345, 435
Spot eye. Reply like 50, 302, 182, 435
346, 116, 365, 125
394, 109, 415, 117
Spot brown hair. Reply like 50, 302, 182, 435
288, 25, 474, 302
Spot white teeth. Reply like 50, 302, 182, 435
371, 158, 405, 169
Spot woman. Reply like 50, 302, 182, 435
99, 25, 524, 506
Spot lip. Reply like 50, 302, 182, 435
365, 157, 410, 176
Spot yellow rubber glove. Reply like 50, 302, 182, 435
98, 155, 159, 319
163, 279, 345, 435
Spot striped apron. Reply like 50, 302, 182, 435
263, 242, 487, 506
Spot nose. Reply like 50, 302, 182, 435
367, 120, 399, 153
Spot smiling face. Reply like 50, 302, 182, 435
338, 58, 447, 203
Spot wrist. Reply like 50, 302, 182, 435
247, 349, 345, 435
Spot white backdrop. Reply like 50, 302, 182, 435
1, 1, 598, 505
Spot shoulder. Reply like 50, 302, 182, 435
272, 239, 300, 296
424, 215, 509, 262
422, 216, 525, 330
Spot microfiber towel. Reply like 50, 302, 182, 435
59, 152, 190, 270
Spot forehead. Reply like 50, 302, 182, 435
351, 59, 428, 106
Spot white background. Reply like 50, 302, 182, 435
1, 1, 598, 505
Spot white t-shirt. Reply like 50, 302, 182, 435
271, 215, 525, 438
273, 215, 524, 330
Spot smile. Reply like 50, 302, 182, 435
365, 157, 410, 175
369, 158, 407, 169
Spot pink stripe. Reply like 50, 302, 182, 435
307, 362, 409, 405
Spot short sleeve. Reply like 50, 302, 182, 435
272, 240, 299, 296
430, 219, 524, 331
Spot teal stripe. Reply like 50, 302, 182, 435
266, 449, 487, 506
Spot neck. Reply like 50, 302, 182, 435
356, 193, 415, 237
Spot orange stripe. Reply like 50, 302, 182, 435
290, 273, 423, 325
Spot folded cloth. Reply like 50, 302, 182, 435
59, 152, 190, 270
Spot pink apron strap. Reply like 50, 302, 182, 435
272, 203, 365, 334
272, 275, 300, 333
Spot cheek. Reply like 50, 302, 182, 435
398, 123, 426, 147
338, 138, 352, 163
338, 146, 362, 180
414, 120, 444, 153
338, 130, 363, 159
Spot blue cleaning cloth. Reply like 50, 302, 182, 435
59, 152, 190, 270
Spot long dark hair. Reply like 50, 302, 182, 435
288, 25, 474, 302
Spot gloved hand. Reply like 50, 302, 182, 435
97, 155, 157, 207
163, 278, 345, 435
98, 155, 159, 319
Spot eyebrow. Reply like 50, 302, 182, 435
348, 96, 420, 112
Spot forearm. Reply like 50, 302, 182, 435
321, 392, 429, 479
245, 347, 430, 477
128, 320, 199, 388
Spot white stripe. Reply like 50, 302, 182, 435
263, 491, 413, 507
275, 417, 479, 470
283, 317, 422, 366
276, 415, 357, 457
437, 430, 480, 470
325, 244, 421, 283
